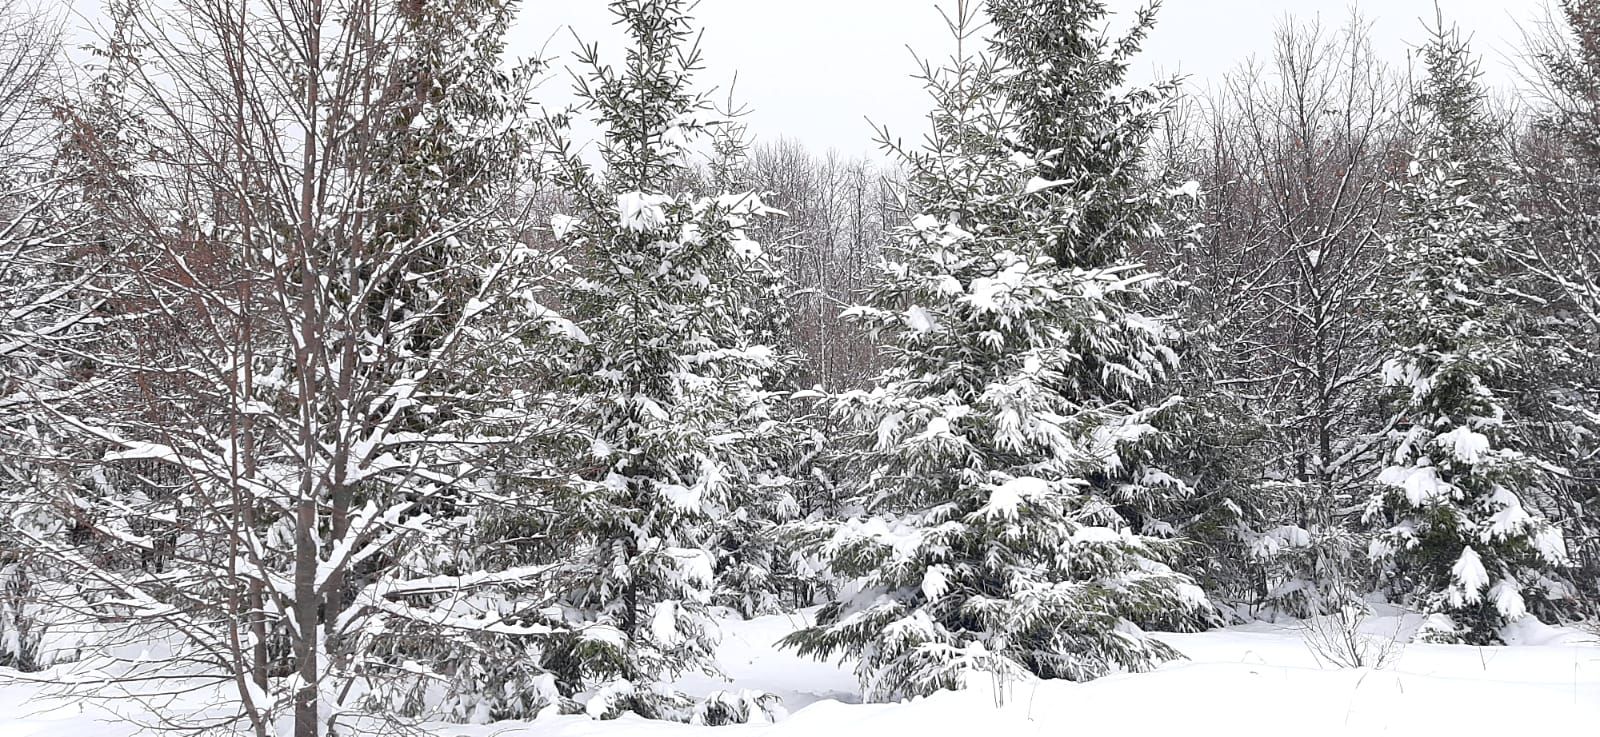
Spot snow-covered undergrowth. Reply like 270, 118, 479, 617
4, 606, 1597, 737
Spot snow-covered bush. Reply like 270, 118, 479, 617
690, 689, 784, 726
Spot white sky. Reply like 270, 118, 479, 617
510, 0, 1551, 158
54, 0, 1551, 157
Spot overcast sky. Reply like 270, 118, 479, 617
510, 0, 1551, 157
55, 0, 1552, 156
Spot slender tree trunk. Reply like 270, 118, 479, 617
293, 3, 325, 735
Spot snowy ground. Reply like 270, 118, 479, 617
4, 607, 1598, 736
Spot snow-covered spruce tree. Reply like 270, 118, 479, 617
781, 2, 1208, 702
986, 0, 1171, 271
321, 1, 574, 725
983, 0, 1196, 538
534, 0, 790, 721
985, 0, 1212, 616
701, 118, 808, 619
1366, 19, 1571, 644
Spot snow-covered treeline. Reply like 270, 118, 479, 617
0, 1, 1597, 736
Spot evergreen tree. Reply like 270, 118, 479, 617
782, 1, 1207, 702
330, 0, 564, 723
984, 0, 1194, 535
702, 117, 809, 618
535, 0, 790, 719
1367, 19, 1571, 644
987, 0, 1176, 273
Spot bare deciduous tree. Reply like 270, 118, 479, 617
1150, 14, 1405, 615
3, 1, 555, 735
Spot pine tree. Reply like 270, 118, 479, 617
782, 1, 1207, 702
1367, 18, 1571, 644
534, 0, 791, 719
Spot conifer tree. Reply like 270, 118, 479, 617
535, 0, 790, 719
985, 0, 1194, 535
331, 1, 566, 723
782, 1, 1207, 702
987, 0, 1176, 272
1367, 18, 1571, 644
702, 117, 808, 618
